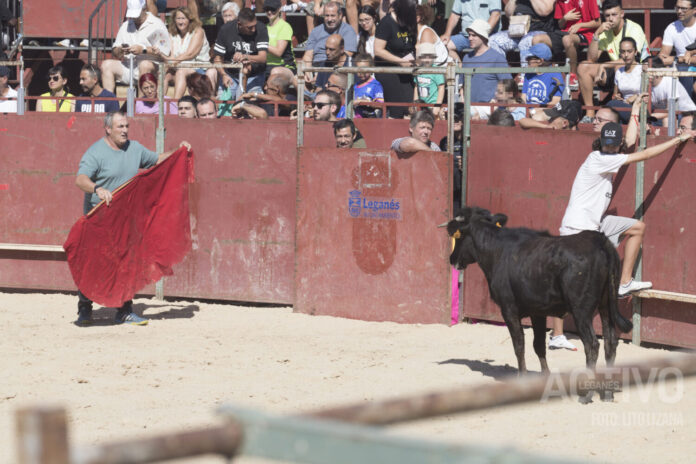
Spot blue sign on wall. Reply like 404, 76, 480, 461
348, 190, 402, 220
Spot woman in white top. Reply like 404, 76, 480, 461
415, 4, 450, 66
357, 5, 378, 57
608, 37, 643, 124
160, 7, 211, 99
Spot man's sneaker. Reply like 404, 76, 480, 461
55, 39, 72, 48
75, 308, 93, 326
549, 334, 578, 351
618, 279, 652, 297
115, 311, 148, 326
580, 115, 593, 124
568, 73, 579, 90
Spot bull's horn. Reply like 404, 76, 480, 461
454, 216, 466, 221
437, 222, 448, 228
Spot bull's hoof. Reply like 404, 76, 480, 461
599, 390, 615, 402
578, 391, 594, 404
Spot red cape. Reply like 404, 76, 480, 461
64, 147, 194, 307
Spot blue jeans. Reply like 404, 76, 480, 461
450, 33, 470, 52
224, 72, 266, 100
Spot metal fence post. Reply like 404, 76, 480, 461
297, 61, 305, 148
460, 72, 472, 209
17, 56, 25, 115
668, 63, 677, 136
345, 71, 355, 120
126, 54, 135, 117
445, 63, 455, 154
155, 63, 167, 300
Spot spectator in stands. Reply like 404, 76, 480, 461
265, 0, 297, 77
592, 106, 620, 132
519, 99, 582, 129
311, 89, 342, 121
577, 0, 648, 120
391, 109, 440, 155
334, 119, 360, 148
316, 35, 353, 89
234, 73, 295, 117
196, 98, 218, 118
357, 5, 379, 57
488, 0, 563, 67
374, 0, 417, 118
325, 71, 350, 118
37, 65, 75, 113
177, 95, 198, 117
440, 0, 501, 62
186, 71, 215, 100
493, 79, 526, 120
590, 95, 644, 151
310, 0, 359, 33
303, 2, 358, 73
0, 65, 17, 113
555, 0, 601, 88
658, 0, 696, 97
488, 108, 515, 126
146, 0, 202, 19
649, 57, 696, 128
353, 53, 384, 118
101, 0, 172, 93
413, 43, 445, 118
416, 4, 451, 66
460, 19, 511, 119
221, 2, 240, 23
607, 37, 643, 124
211, 8, 269, 100
135, 72, 178, 114
160, 6, 211, 100
76, 64, 121, 113
522, 43, 564, 107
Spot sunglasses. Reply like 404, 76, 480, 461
313, 102, 330, 109
49, 75, 63, 82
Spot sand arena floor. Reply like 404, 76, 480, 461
0, 291, 693, 463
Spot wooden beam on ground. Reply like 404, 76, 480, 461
635, 289, 696, 304
15, 405, 70, 464
302, 355, 696, 426
0, 243, 64, 253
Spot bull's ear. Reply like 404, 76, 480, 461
447, 221, 468, 238
492, 214, 508, 228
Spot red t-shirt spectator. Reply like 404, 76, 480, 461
554, 0, 600, 43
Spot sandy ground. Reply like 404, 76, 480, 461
0, 291, 693, 464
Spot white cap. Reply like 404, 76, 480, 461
465, 19, 491, 41
126, 0, 145, 19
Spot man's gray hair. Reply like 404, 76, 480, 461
104, 110, 125, 128
270, 74, 292, 95
324, 1, 343, 13
221, 2, 240, 16
410, 109, 435, 128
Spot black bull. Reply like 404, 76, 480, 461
443, 207, 633, 393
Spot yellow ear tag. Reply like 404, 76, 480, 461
496, 222, 502, 228
452, 230, 461, 239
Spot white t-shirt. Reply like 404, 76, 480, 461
114, 12, 171, 65
0, 86, 18, 113
662, 20, 696, 57
561, 151, 629, 231
614, 65, 642, 99
651, 76, 696, 112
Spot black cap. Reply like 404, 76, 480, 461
264, 0, 281, 10
543, 100, 582, 127
0, 66, 10, 77
600, 122, 623, 146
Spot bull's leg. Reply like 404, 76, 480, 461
598, 306, 619, 402
572, 309, 600, 404
531, 316, 549, 373
502, 313, 527, 374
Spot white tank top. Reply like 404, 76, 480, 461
417, 26, 451, 66
171, 29, 210, 63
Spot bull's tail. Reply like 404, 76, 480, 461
603, 238, 633, 333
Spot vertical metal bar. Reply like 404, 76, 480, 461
562, 58, 571, 100
155, 63, 167, 301
632, 72, 650, 346
345, 71, 355, 119
460, 72, 471, 208
238, 67, 244, 99
17, 56, 24, 115
668, 67, 677, 137
127, 54, 135, 117
297, 61, 305, 148
445, 63, 455, 154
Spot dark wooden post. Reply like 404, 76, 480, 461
16, 405, 70, 464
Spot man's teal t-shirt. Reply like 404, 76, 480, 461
77, 138, 158, 214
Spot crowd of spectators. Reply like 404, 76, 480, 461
3, 0, 696, 137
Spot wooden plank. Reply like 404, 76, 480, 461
0, 243, 64, 253
635, 289, 696, 304
15, 406, 69, 464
